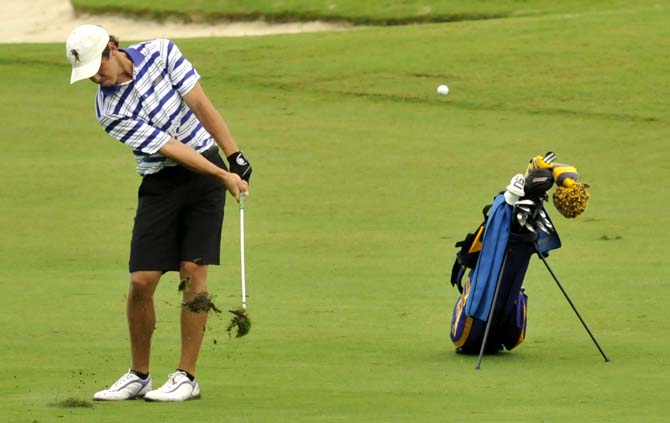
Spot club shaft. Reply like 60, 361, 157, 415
476, 250, 509, 370
536, 248, 609, 362
240, 194, 247, 310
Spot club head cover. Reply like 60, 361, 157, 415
552, 163, 580, 188
553, 183, 590, 218
550, 162, 590, 218
524, 168, 554, 199
504, 174, 526, 205
526, 153, 556, 176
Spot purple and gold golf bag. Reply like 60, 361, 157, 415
449, 158, 565, 355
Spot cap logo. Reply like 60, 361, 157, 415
71, 49, 80, 63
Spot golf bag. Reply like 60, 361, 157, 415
449, 169, 561, 354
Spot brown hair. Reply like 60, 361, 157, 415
102, 35, 120, 58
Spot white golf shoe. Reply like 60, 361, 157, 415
144, 371, 201, 402
93, 370, 152, 401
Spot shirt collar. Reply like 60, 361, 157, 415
123, 47, 145, 67
100, 48, 144, 96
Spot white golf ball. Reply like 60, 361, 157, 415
437, 84, 449, 96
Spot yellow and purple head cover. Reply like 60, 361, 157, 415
526, 155, 590, 218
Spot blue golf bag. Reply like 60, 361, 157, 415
449, 171, 561, 354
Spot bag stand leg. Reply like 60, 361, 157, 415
534, 243, 610, 362
475, 250, 510, 370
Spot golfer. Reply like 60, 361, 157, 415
66, 24, 252, 402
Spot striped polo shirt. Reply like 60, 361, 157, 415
95, 39, 215, 175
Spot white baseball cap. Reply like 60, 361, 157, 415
66, 25, 110, 84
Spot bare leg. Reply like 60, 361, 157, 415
178, 261, 209, 376
127, 271, 161, 374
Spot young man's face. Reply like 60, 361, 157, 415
89, 44, 119, 87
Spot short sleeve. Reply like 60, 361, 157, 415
163, 40, 201, 96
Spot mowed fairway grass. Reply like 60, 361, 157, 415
1, 3, 669, 422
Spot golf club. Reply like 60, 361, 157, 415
239, 192, 247, 311
227, 192, 251, 337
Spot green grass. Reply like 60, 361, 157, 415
72, 0, 661, 24
2, 3, 670, 422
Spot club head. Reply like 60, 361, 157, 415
226, 309, 252, 338
536, 220, 551, 234
542, 217, 554, 229
525, 222, 536, 233
517, 212, 527, 226
228, 308, 247, 317
515, 199, 536, 207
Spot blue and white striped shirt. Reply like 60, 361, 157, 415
95, 39, 215, 175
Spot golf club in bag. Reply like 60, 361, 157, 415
449, 153, 608, 368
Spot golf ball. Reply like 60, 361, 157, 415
437, 84, 449, 95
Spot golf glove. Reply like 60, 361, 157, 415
227, 151, 253, 183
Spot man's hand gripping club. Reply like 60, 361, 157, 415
159, 139, 248, 201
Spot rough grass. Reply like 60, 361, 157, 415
1, 3, 669, 422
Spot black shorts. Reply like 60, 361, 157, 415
129, 147, 227, 273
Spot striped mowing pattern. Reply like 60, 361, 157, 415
95, 39, 214, 175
